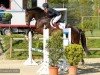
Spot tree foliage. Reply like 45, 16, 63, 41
48, 0, 99, 30
48, 0, 68, 4
82, 19, 96, 32
48, 30, 63, 66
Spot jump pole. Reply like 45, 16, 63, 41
24, 31, 38, 65
37, 28, 49, 75
63, 28, 71, 47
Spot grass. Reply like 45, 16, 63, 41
84, 50, 100, 58
13, 40, 28, 49
84, 29, 100, 58
0, 34, 43, 60
6, 51, 43, 60
87, 39, 100, 48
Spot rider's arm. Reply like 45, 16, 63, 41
47, 8, 57, 18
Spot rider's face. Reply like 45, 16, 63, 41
44, 8, 48, 13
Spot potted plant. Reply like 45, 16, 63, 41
48, 30, 63, 75
65, 44, 83, 75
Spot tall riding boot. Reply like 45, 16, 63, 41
53, 22, 57, 28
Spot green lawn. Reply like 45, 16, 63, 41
84, 50, 100, 58
6, 51, 43, 60
85, 29, 100, 58
87, 39, 100, 48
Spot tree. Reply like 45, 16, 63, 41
27, 0, 32, 9
92, 0, 100, 29
59, 0, 93, 25
81, 19, 96, 34
48, 0, 68, 4
48, 0, 68, 8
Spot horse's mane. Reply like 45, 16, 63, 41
26, 7, 44, 12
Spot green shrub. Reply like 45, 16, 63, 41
3, 13, 12, 21
65, 44, 83, 66
48, 30, 63, 67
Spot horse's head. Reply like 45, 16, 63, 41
25, 7, 46, 25
25, 9, 35, 25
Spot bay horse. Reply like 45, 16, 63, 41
25, 7, 90, 64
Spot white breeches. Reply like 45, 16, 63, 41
52, 14, 61, 24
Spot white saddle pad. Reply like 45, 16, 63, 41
50, 21, 66, 29
59, 23, 66, 29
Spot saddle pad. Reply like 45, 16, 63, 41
59, 23, 66, 29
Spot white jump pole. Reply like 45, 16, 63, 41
63, 28, 71, 47
24, 31, 38, 65
37, 28, 49, 75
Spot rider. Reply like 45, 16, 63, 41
42, 3, 61, 28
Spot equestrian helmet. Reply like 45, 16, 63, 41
43, 3, 49, 8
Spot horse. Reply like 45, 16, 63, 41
25, 7, 46, 25
25, 7, 90, 64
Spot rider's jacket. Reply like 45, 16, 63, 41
46, 8, 60, 18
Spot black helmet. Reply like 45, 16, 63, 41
43, 3, 49, 8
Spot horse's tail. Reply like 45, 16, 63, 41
79, 29, 91, 55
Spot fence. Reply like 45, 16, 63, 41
0, 36, 100, 58
87, 37, 100, 51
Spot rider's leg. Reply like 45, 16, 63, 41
52, 14, 61, 25
50, 18, 56, 28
